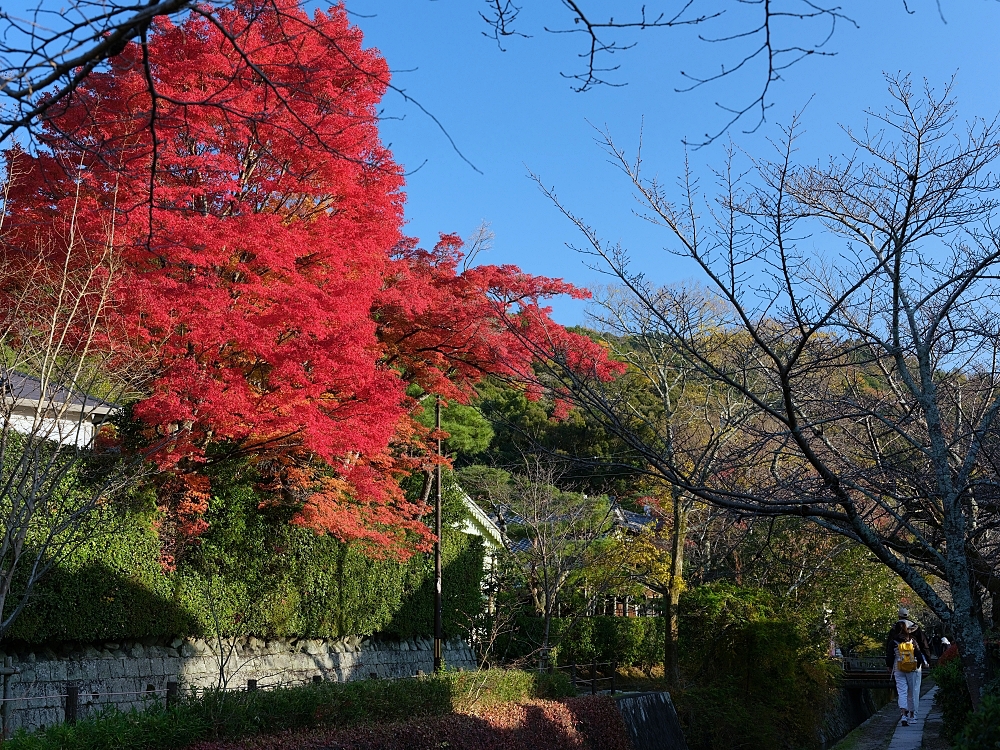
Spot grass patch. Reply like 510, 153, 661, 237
448, 668, 574, 709
3, 669, 575, 750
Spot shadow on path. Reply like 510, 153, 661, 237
830, 681, 940, 750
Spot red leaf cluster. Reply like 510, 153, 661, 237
155, 474, 212, 571
1, 0, 622, 559
377, 234, 622, 404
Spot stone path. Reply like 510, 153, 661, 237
886, 686, 937, 750
830, 682, 945, 750
920, 696, 951, 750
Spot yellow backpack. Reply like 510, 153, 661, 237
898, 641, 918, 672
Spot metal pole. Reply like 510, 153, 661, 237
2, 655, 13, 739
433, 395, 444, 673
65, 684, 78, 725
166, 680, 178, 708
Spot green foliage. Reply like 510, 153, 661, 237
447, 667, 575, 707
5, 487, 188, 641
382, 531, 485, 640
733, 520, 900, 654
8, 463, 485, 644
557, 617, 663, 672
2, 669, 570, 750
533, 670, 576, 698
4, 675, 454, 750
939, 664, 1000, 749
933, 659, 974, 741
956, 692, 1000, 750
674, 583, 837, 750
413, 397, 494, 457
815, 545, 899, 653
494, 616, 663, 672
471, 378, 640, 496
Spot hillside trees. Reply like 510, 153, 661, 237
519, 78, 1000, 703
588, 291, 754, 686
1, 1, 617, 567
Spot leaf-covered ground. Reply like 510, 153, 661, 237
187, 696, 631, 750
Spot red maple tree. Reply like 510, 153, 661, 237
2, 0, 621, 562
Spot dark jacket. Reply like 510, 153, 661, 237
912, 626, 932, 656
885, 633, 931, 670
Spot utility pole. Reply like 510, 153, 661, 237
433, 395, 443, 672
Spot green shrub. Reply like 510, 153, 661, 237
447, 667, 575, 707
673, 583, 837, 750
956, 692, 1000, 750
570, 617, 662, 671
534, 670, 576, 698
449, 668, 537, 706
932, 659, 973, 741
497, 616, 663, 671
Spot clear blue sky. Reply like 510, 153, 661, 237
346, 1, 1000, 324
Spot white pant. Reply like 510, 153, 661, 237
894, 667, 922, 714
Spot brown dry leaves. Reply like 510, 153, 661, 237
187, 696, 631, 750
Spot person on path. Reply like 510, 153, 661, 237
885, 619, 931, 725
938, 637, 959, 665
895, 606, 932, 655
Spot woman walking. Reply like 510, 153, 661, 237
885, 619, 931, 725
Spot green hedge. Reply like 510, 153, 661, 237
3, 669, 573, 750
561, 616, 663, 670
494, 616, 663, 671
956, 692, 1000, 750
932, 659, 973, 741
6, 464, 485, 644
673, 583, 837, 750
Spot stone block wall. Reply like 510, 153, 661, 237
0, 636, 476, 734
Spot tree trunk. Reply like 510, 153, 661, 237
664, 492, 688, 689
951, 585, 989, 708
541, 599, 553, 671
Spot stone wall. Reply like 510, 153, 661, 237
819, 687, 889, 749
614, 692, 689, 750
0, 636, 477, 734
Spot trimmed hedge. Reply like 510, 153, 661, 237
2, 669, 575, 750
495, 616, 663, 671
6, 465, 485, 644
673, 583, 838, 750
560, 616, 663, 670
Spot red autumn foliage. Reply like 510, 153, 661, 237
0, 0, 621, 560
377, 233, 622, 403
186, 696, 633, 750
154, 474, 212, 570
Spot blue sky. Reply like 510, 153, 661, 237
346, 1, 1000, 323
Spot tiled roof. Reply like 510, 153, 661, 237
3, 371, 116, 414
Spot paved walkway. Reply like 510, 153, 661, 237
830, 681, 943, 750
886, 685, 939, 750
